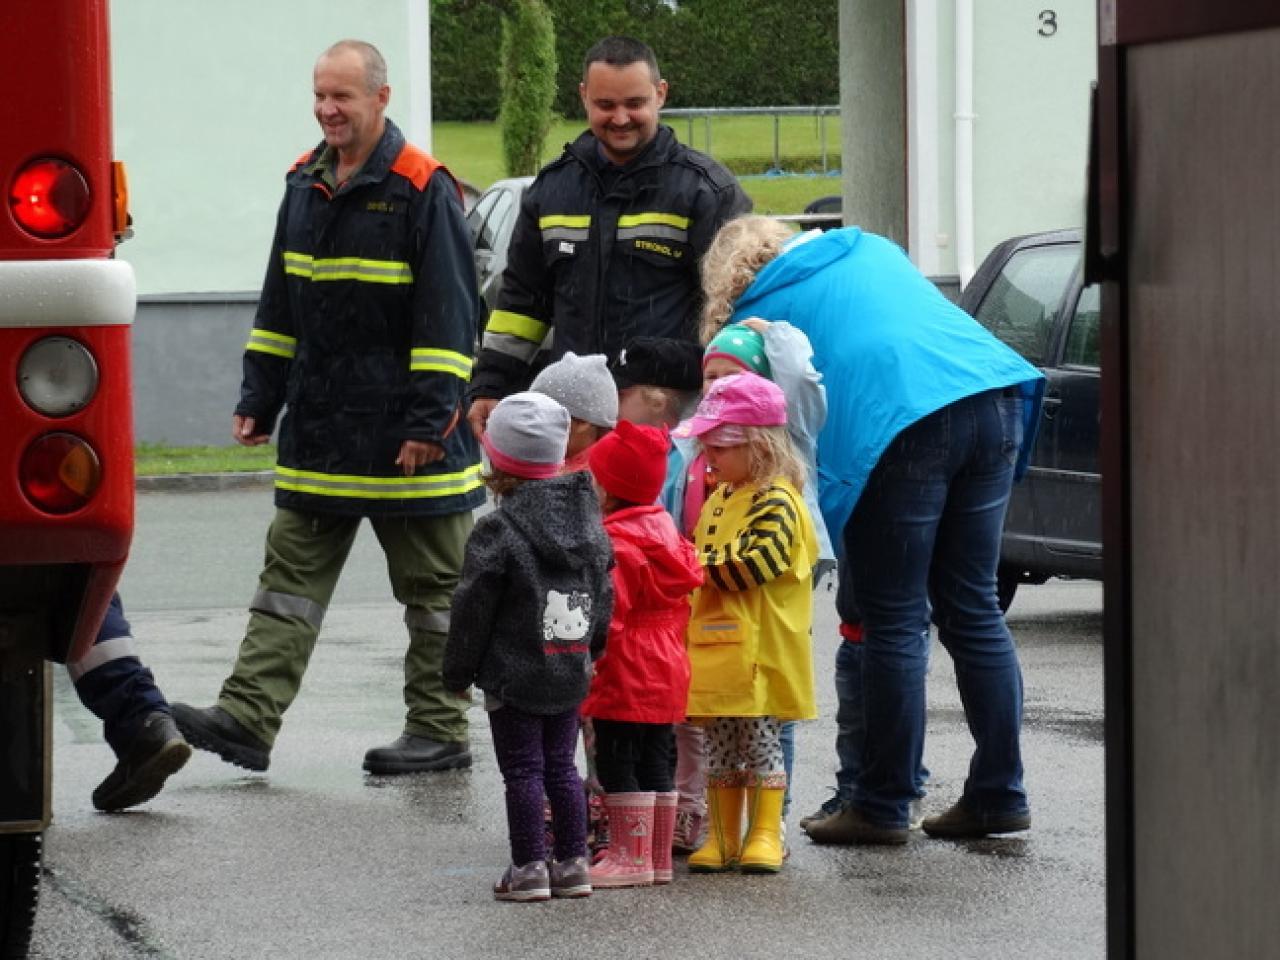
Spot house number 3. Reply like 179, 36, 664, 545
1038, 10, 1058, 36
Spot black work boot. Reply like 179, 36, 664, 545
363, 733, 471, 774
93, 711, 193, 812
172, 703, 271, 772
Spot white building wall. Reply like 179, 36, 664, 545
902, 0, 1095, 279
110, 1, 423, 296
970, 1, 1095, 269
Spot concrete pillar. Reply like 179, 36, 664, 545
839, 0, 907, 246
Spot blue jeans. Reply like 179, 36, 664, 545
780, 721, 795, 815
832, 570, 929, 805
846, 388, 1028, 828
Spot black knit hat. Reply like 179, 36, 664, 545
610, 337, 705, 391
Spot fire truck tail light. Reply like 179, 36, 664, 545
18, 337, 100, 417
20, 433, 102, 514
10, 157, 92, 238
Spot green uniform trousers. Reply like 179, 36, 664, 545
217, 507, 473, 747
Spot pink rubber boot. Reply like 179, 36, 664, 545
589, 792, 656, 888
652, 792, 678, 884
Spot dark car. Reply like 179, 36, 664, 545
465, 176, 532, 317
961, 229, 1101, 610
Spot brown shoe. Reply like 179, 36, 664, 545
921, 800, 1031, 839
802, 804, 908, 846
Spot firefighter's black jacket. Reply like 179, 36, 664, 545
470, 125, 751, 400
237, 119, 485, 517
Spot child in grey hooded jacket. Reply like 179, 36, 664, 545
444, 391, 614, 902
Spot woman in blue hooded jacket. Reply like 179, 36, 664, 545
699, 216, 1045, 843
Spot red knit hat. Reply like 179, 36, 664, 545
588, 419, 671, 505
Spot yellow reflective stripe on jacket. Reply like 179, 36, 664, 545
538, 214, 591, 229
282, 251, 413, 285
410, 348, 473, 380
246, 329, 297, 359
486, 309, 549, 345
275, 463, 484, 500
617, 212, 691, 230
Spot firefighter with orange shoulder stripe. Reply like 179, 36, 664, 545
173, 39, 485, 777
466, 35, 751, 438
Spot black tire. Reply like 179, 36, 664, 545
996, 567, 1020, 613
0, 832, 40, 960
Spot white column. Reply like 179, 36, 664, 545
906, 0, 940, 275
406, 0, 431, 151
954, 0, 976, 288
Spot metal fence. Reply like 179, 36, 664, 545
663, 105, 840, 173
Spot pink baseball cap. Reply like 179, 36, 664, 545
673, 371, 787, 440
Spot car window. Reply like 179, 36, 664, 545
974, 244, 1080, 364
466, 190, 500, 248
1063, 284, 1101, 368
478, 188, 515, 254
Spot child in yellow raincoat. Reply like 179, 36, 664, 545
674, 372, 817, 874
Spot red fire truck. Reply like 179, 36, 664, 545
1, 1, 135, 953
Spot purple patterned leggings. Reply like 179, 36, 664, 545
489, 704, 587, 865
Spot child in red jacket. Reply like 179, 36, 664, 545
582, 420, 704, 888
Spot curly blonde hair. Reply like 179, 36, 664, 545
699, 216, 796, 344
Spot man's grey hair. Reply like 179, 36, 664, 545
322, 39, 388, 93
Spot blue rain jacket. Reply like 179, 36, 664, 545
729, 227, 1045, 551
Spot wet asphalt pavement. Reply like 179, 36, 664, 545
30, 489, 1105, 959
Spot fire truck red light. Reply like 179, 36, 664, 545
10, 158, 91, 238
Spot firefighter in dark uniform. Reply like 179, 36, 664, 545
465, 35, 752, 438
173, 40, 484, 776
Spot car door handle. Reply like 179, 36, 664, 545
1042, 397, 1063, 420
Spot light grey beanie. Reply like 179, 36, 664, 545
482, 392, 570, 479
530, 351, 619, 428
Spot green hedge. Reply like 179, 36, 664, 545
431, 0, 838, 122
430, 0, 502, 122
499, 0, 558, 176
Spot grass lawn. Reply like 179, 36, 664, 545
136, 442, 275, 476
432, 114, 842, 215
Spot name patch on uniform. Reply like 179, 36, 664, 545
366, 200, 403, 214
635, 239, 684, 259
559, 240, 576, 255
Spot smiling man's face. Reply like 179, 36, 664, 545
313, 47, 388, 160
579, 60, 667, 165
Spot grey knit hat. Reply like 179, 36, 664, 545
530, 352, 619, 428
482, 392, 570, 479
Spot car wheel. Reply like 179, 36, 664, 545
996, 566, 1020, 613
0, 832, 40, 959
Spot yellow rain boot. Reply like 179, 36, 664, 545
739, 784, 787, 873
688, 786, 746, 873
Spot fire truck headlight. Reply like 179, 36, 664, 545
20, 433, 102, 514
18, 336, 100, 417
